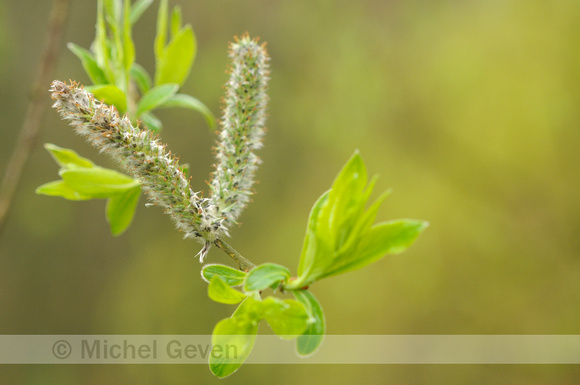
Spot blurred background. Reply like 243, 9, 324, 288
1, 0, 579, 383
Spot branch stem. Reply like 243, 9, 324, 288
213, 238, 256, 272
0, 0, 70, 237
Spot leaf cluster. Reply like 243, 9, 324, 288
201, 264, 324, 377
69, 0, 214, 132
201, 153, 427, 377
36, 144, 140, 235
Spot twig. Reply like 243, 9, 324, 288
213, 238, 256, 272
0, 0, 70, 237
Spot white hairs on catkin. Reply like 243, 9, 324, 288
209, 34, 270, 228
50, 80, 223, 260
50, 35, 270, 262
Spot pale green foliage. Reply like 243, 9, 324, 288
288, 152, 429, 289
201, 264, 247, 286
243, 263, 291, 292
204, 153, 427, 377
208, 276, 247, 304
68, 0, 213, 131
293, 290, 325, 357
36, 144, 140, 235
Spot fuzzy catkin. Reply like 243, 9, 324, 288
50, 80, 223, 259
209, 35, 270, 228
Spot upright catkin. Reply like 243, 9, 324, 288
209, 35, 270, 228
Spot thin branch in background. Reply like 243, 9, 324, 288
0, 0, 70, 238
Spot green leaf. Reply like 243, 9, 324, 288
140, 111, 162, 132
67, 43, 108, 85
208, 276, 247, 305
170, 5, 182, 38
103, 0, 120, 28
201, 264, 246, 286
154, 26, 196, 86
135, 83, 179, 117
232, 295, 263, 319
35, 180, 92, 201
130, 63, 152, 94
243, 263, 291, 292
86, 84, 127, 114
262, 297, 310, 339
60, 168, 138, 198
93, 0, 114, 83
106, 184, 141, 236
296, 190, 331, 281
322, 219, 429, 278
154, 0, 168, 60
122, 0, 135, 72
293, 290, 325, 357
160, 93, 216, 130
129, 0, 153, 24
291, 151, 427, 289
44, 143, 95, 169
210, 316, 258, 378
325, 152, 368, 249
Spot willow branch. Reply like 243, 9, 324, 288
0, 0, 70, 237
213, 238, 256, 272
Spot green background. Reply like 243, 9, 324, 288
1, 0, 579, 383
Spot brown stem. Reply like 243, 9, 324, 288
213, 238, 256, 272
0, 0, 70, 237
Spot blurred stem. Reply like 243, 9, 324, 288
0, 0, 70, 237
213, 238, 256, 272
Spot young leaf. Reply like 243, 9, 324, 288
232, 295, 264, 319
106, 184, 141, 236
86, 84, 127, 114
295, 190, 331, 284
122, 0, 135, 72
170, 5, 182, 38
154, 0, 168, 61
67, 43, 108, 85
130, 63, 152, 94
59, 168, 138, 198
154, 26, 196, 86
201, 264, 246, 286
325, 152, 368, 249
322, 219, 429, 278
44, 143, 95, 169
129, 0, 153, 24
262, 297, 310, 339
94, 0, 114, 83
208, 276, 247, 305
35, 180, 92, 201
243, 263, 291, 292
293, 290, 325, 357
135, 83, 179, 117
291, 152, 427, 289
103, 0, 120, 28
160, 93, 216, 130
210, 316, 258, 378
